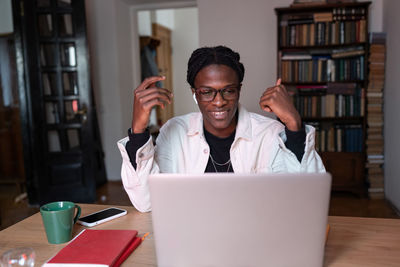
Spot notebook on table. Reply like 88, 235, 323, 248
149, 172, 331, 267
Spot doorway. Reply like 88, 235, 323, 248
10, 0, 107, 205
136, 7, 199, 129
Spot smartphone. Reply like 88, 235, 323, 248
77, 207, 127, 227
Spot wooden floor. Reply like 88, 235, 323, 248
0, 181, 399, 231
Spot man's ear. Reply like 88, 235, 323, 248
192, 94, 198, 105
191, 88, 198, 105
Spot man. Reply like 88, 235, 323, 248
117, 45, 325, 212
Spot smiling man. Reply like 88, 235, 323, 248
117, 45, 325, 212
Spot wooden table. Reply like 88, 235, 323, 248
1, 204, 399, 266
0, 204, 156, 266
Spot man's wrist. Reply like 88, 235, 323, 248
132, 125, 147, 134
285, 120, 301, 131
128, 127, 149, 137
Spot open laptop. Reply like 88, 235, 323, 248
148, 172, 331, 267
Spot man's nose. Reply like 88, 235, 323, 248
212, 91, 227, 106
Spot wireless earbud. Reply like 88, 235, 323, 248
193, 93, 198, 105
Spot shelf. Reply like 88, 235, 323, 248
275, 2, 372, 13
303, 116, 364, 123
41, 66, 77, 72
283, 81, 365, 85
275, 2, 371, 197
280, 43, 368, 51
45, 123, 82, 129
39, 37, 77, 42
44, 95, 79, 101
320, 151, 364, 156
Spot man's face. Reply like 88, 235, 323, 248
192, 64, 240, 138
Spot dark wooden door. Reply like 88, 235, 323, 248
12, 0, 106, 205
152, 23, 174, 126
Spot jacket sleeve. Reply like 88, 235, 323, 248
117, 136, 159, 212
272, 124, 326, 173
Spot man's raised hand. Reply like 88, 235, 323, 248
259, 78, 301, 131
131, 76, 173, 133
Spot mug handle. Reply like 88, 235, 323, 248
73, 204, 81, 224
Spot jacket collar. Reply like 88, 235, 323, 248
187, 103, 253, 141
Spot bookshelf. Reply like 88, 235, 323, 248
275, 2, 371, 196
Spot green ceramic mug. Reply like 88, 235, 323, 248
40, 201, 81, 244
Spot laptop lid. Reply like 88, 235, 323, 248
149, 173, 331, 267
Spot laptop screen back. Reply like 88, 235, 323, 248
149, 172, 331, 267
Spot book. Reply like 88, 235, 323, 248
327, 82, 356, 95
43, 229, 142, 267
281, 53, 312, 60
331, 48, 364, 58
314, 12, 333, 22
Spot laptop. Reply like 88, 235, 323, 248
148, 173, 331, 267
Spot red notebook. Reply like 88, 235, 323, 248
43, 229, 142, 267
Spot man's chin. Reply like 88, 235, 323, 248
209, 121, 235, 132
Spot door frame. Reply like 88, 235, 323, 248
12, 0, 36, 202
129, 0, 196, 104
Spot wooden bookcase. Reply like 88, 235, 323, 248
275, 2, 371, 197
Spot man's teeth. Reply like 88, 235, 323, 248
212, 111, 227, 118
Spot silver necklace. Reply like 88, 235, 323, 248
209, 154, 231, 172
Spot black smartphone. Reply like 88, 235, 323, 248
77, 207, 127, 227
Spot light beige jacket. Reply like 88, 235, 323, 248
117, 105, 326, 212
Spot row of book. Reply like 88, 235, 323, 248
281, 56, 364, 83
280, 20, 366, 47
312, 124, 363, 153
366, 32, 386, 199
294, 90, 364, 118
282, 7, 366, 21
332, 7, 367, 21
285, 6, 367, 21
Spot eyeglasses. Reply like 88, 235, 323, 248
194, 85, 240, 102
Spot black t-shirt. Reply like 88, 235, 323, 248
204, 128, 235, 172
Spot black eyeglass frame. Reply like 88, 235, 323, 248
193, 84, 241, 102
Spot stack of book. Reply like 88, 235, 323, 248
366, 32, 386, 199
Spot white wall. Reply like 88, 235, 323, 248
172, 7, 199, 115
138, 11, 152, 35
85, 0, 135, 180
155, 9, 175, 29
383, 0, 400, 211
86, 0, 120, 181
0, 0, 13, 34
116, 0, 136, 148
197, 0, 292, 116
